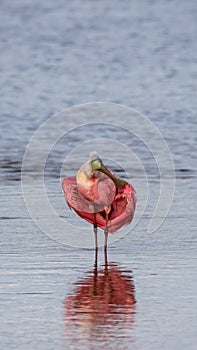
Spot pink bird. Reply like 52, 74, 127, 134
62, 152, 136, 261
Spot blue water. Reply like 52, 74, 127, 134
0, 1, 197, 349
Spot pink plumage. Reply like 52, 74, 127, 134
62, 177, 136, 233
62, 154, 136, 234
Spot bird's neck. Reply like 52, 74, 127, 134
77, 169, 99, 187
76, 169, 100, 202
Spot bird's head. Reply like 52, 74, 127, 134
91, 157, 102, 171
90, 152, 128, 187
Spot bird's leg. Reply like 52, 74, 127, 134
94, 224, 98, 269
104, 226, 108, 266
94, 224, 98, 250
104, 225, 108, 250
93, 214, 98, 269
104, 210, 109, 267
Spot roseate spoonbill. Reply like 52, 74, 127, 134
62, 152, 136, 259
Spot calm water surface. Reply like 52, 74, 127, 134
0, 1, 197, 349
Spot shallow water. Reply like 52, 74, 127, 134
1, 1, 197, 350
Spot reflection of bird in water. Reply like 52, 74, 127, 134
62, 152, 136, 261
64, 263, 136, 329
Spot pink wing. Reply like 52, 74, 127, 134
107, 184, 136, 233
62, 176, 115, 213
62, 177, 136, 233
62, 176, 98, 226
62, 177, 94, 212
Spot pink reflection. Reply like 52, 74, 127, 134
64, 263, 136, 327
